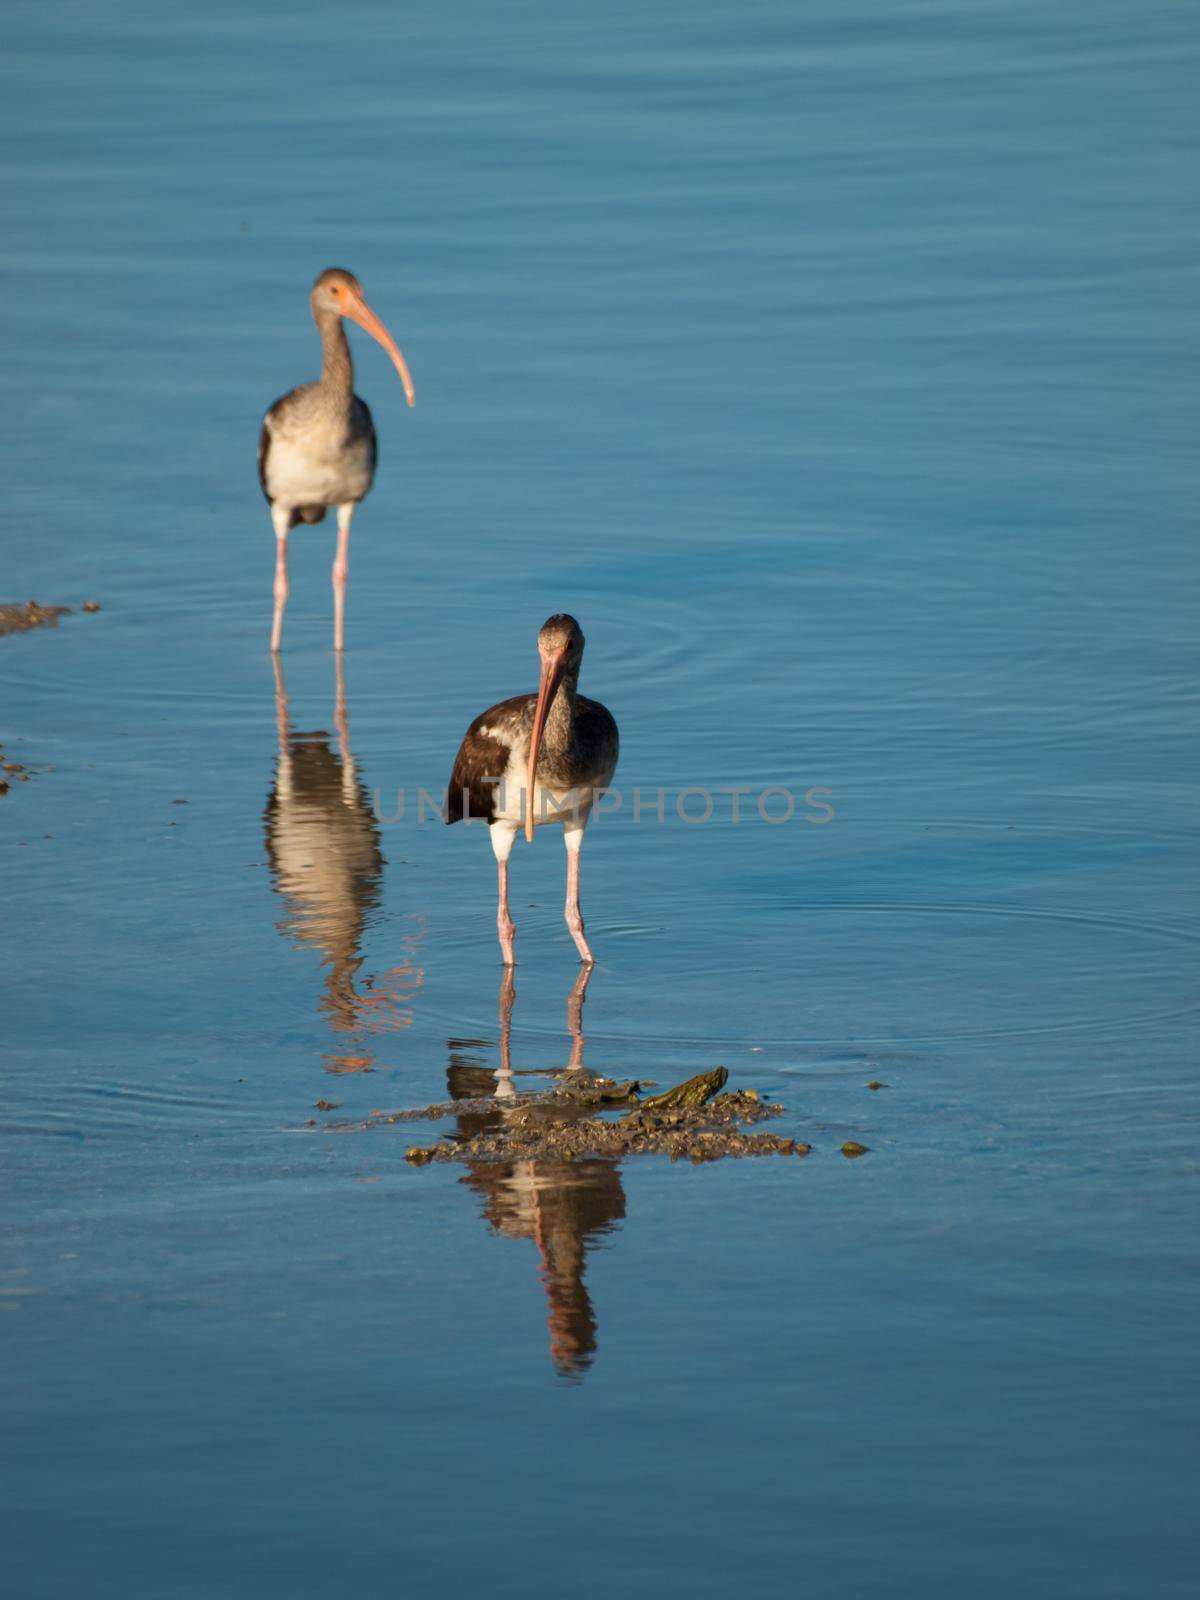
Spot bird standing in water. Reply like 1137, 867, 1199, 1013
258, 268, 415, 653
446, 615, 619, 966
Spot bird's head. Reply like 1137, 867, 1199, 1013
537, 614, 585, 669
311, 267, 415, 407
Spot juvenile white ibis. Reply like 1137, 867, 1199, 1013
258, 268, 415, 653
446, 614, 619, 966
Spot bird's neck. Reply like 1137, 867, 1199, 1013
315, 308, 354, 402
541, 668, 580, 760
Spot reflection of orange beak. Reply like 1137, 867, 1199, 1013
341, 289, 416, 407
525, 647, 568, 843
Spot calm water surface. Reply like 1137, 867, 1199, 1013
2, 2, 1197, 1595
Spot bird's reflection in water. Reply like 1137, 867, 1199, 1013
265, 656, 425, 1073
448, 969, 626, 1382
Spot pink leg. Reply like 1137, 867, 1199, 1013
270, 515, 290, 653
333, 504, 354, 653
564, 842, 594, 964
497, 860, 516, 966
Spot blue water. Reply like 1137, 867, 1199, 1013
3, 2, 1197, 1594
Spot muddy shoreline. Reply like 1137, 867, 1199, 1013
316, 1066, 831, 1165
1, 601, 102, 795
0, 599, 102, 638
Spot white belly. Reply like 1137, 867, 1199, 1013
265, 432, 374, 510
491, 746, 610, 831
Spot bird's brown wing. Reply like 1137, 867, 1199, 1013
445, 695, 532, 825
575, 697, 620, 784
257, 417, 273, 502
352, 395, 378, 483
257, 391, 293, 503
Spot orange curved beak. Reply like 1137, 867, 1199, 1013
525, 646, 568, 843
342, 288, 416, 407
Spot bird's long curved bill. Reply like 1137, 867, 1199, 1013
525, 649, 567, 843
344, 292, 416, 407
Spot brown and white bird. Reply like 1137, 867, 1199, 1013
446, 615, 619, 966
258, 268, 415, 653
